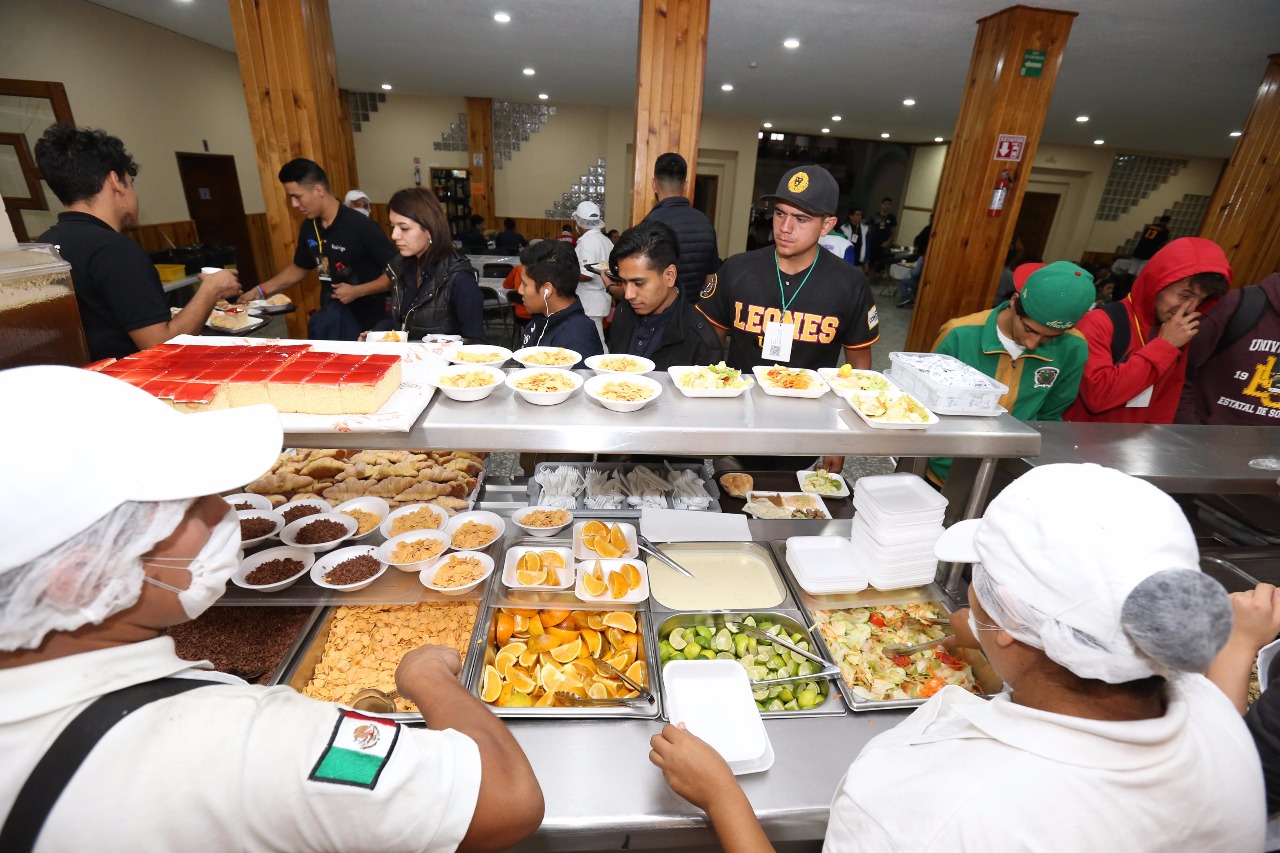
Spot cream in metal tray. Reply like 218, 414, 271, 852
647, 546, 785, 611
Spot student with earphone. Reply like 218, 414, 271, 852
515, 240, 605, 357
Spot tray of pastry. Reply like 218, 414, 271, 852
527, 461, 721, 517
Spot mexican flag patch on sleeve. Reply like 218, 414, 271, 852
309, 709, 401, 789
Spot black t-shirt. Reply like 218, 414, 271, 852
869, 212, 897, 250
696, 245, 879, 371
292, 205, 397, 329
39, 212, 171, 361
1132, 223, 1170, 260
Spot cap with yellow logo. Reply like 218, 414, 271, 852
760, 164, 839, 217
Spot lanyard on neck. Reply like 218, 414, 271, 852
1128, 296, 1149, 347
312, 219, 324, 254
775, 250, 819, 314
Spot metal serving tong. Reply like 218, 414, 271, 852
882, 636, 951, 655
635, 533, 695, 579
726, 621, 843, 686
593, 656, 654, 703
552, 657, 654, 708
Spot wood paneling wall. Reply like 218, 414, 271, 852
467, 98, 495, 225
125, 220, 200, 253
229, 0, 353, 339
1200, 54, 1280, 287
631, 0, 710, 226
904, 6, 1076, 352
245, 213, 276, 282
367, 204, 571, 246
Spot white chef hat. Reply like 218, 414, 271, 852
572, 201, 604, 229
936, 463, 1233, 683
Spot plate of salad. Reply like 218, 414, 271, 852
796, 468, 850, 498
668, 363, 755, 398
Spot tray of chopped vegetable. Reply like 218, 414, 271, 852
796, 468, 850, 498
809, 601, 1003, 711
667, 363, 755, 397
818, 365, 900, 395
845, 389, 938, 429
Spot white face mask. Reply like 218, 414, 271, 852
144, 510, 241, 619
350, 205, 371, 217
968, 610, 981, 642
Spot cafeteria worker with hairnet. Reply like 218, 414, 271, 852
0, 366, 542, 853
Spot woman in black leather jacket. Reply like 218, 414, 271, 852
375, 187, 486, 343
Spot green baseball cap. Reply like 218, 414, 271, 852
1018, 261, 1096, 330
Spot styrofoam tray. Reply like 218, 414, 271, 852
796, 469, 850, 498
752, 365, 828, 398
851, 516, 942, 555
852, 495, 945, 528
786, 536, 868, 595
845, 389, 938, 429
663, 660, 771, 774
818, 367, 900, 396
746, 491, 832, 520
667, 365, 755, 398
502, 545, 575, 591
856, 473, 948, 515
573, 558, 650, 604
572, 520, 639, 560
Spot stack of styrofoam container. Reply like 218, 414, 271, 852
852, 473, 948, 590
786, 536, 868, 595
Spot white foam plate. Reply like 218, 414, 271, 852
745, 491, 832, 520
571, 520, 639, 560
666, 366, 755, 398
785, 536, 868, 595
818, 367, 900, 396
751, 365, 828, 398
502, 545, 575, 591
796, 469, 850, 498
845, 390, 938, 429
573, 558, 650, 604
664, 660, 771, 773
855, 473, 949, 515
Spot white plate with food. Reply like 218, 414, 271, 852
583, 373, 662, 413
242, 295, 295, 314
332, 496, 390, 541
818, 366, 900, 395
511, 505, 574, 537
846, 390, 938, 430
572, 520, 639, 560
743, 491, 832, 520
378, 503, 447, 540
796, 469, 851, 498
205, 307, 268, 334
310, 545, 388, 592
429, 364, 506, 401
448, 344, 513, 366
574, 558, 649, 604
506, 368, 583, 405
667, 364, 755, 398
751, 365, 828, 398
378, 529, 451, 573
422, 551, 495, 596
584, 354, 656, 375
512, 346, 582, 369
238, 508, 284, 548
503, 545, 575, 590
444, 510, 506, 551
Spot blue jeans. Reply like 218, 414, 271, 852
899, 257, 923, 303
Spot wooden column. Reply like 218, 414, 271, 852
630, 0, 710, 227
1200, 54, 1280, 287
229, 0, 353, 339
904, 5, 1076, 352
466, 97, 496, 227
337, 89, 360, 191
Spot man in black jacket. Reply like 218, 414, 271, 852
642, 153, 719, 302
605, 221, 721, 370
516, 240, 604, 357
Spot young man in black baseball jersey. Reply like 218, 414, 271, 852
697, 164, 879, 371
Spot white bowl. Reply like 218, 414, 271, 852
448, 344, 513, 366
430, 364, 506, 402
421, 551, 495, 596
583, 354, 656, 376
279, 511, 358, 553
511, 505, 574, 537
444, 510, 506, 551
310, 545, 388, 592
277, 497, 334, 528
233, 545, 314, 592
225, 492, 272, 512
512, 346, 582, 369
237, 508, 284, 548
583, 373, 663, 413
332, 496, 390, 541
378, 529, 452, 572
505, 367, 583, 406
366, 330, 407, 343
378, 503, 447, 540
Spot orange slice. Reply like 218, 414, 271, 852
608, 570, 629, 600
527, 614, 545, 635
620, 563, 642, 591
535, 690, 557, 707
507, 667, 536, 694
607, 649, 634, 672
609, 523, 627, 552
517, 551, 541, 575
583, 520, 609, 540
626, 661, 648, 687
541, 609, 572, 627
539, 550, 566, 570
602, 611, 637, 633
587, 682, 609, 700
493, 652, 518, 680
511, 614, 529, 633
538, 662, 564, 693
551, 638, 583, 663
580, 626, 602, 657
547, 626, 579, 643
586, 612, 607, 631
526, 633, 557, 653
495, 612, 515, 646
480, 664, 502, 703
582, 571, 608, 597
497, 641, 527, 659
516, 566, 547, 586
594, 539, 623, 559
518, 648, 540, 668
544, 566, 560, 586
582, 534, 598, 553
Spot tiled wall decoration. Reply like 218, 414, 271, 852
491, 101, 555, 170
1115, 193, 1212, 255
346, 91, 386, 133
1094, 154, 1189, 222
547, 159, 607, 220
432, 114, 468, 152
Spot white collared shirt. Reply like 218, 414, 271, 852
574, 228, 615, 319
0, 638, 481, 852
824, 675, 1264, 852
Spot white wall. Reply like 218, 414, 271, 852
0, 0, 264, 229
493, 103, 611, 223
350, 93, 468, 203
900, 143, 947, 246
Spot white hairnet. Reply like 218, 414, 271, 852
972, 562, 1233, 684
0, 499, 192, 652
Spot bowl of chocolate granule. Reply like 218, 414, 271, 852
233, 545, 314, 592
279, 498, 331, 526
280, 512, 358, 553
312, 545, 388, 591
225, 492, 272, 513
238, 509, 285, 547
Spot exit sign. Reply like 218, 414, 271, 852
1021, 49, 1047, 77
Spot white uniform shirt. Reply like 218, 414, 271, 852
574, 228, 614, 319
824, 676, 1265, 852
0, 638, 482, 852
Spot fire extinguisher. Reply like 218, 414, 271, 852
988, 170, 1011, 217
413, 165, 422, 187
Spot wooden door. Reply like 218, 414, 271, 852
693, 174, 719, 223
175, 153, 259, 284
1013, 191, 1060, 261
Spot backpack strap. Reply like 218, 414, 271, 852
1101, 300, 1132, 365
0, 678, 216, 853
1214, 285, 1267, 358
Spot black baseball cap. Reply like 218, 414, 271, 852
760, 165, 839, 217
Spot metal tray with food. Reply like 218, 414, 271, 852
528, 461, 722, 516
650, 610, 846, 718
281, 599, 489, 723
470, 603, 662, 719
169, 604, 326, 686
645, 541, 796, 614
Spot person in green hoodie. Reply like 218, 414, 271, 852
928, 261, 1096, 484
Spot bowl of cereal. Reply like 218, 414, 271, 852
512, 346, 582, 369
379, 503, 447, 540
583, 373, 662, 413
278, 498, 332, 528
378, 529, 451, 572
279, 512, 358, 553
225, 492, 272, 512
448, 344, 512, 366
311, 545, 388, 592
238, 508, 284, 548
429, 364, 506, 402
505, 367, 583, 406
511, 505, 573, 537
421, 551, 495, 596
233, 545, 314, 592
332, 496, 389, 541
444, 510, 505, 551
583, 354, 656, 376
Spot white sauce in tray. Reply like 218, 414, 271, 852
647, 548, 785, 611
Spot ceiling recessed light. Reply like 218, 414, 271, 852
1093, 139, 1105, 145
762, 121, 773, 128
902, 99, 916, 106
934, 136, 944, 143
880, 132, 890, 139
381, 83, 392, 90
1076, 115, 1089, 122
783, 38, 800, 49
831, 115, 842, 121
522, 67, 535, 76
821, 128, 830, 133
721, 83, 734, 91
493, 12, 510, 23
1230, 130, 1243, 137
538, 93, 549, 100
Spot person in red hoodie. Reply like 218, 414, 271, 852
1065, 237, 1231, 423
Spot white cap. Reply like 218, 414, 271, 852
572, 201, 603, 227
935, 463, 1200, 648
344, 190, 370, 205
0, 366, 283, 572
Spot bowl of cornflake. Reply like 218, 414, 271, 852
422, 552, 495, 596
506, 368, 583, 405
583, 373, 662, 413
583, 354, 656, 376
430, 364, 506, 401
511, 505, 574, 537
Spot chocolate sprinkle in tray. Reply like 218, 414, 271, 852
164, 606, 317, 684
